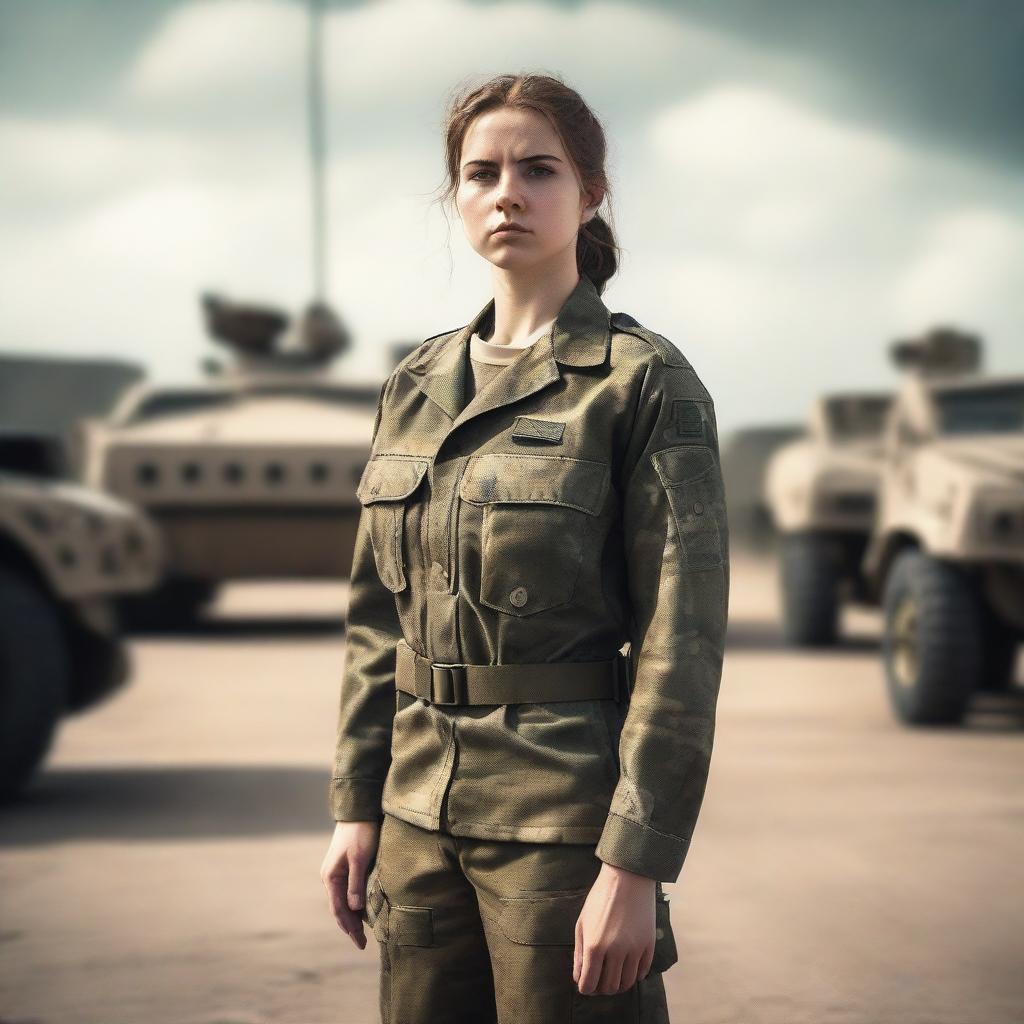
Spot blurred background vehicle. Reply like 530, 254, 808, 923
761, 326, 1022, 725
0, 431, 162, 797
861, 341, 1024, 725
762, 390, 893, 645
71, 293, 382, 628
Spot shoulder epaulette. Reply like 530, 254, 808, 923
611, 312, 712, 402
396, 326, 462, 375
610, 312, 693, 369
422, 325, 462, 346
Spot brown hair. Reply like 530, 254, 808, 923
433, 73, 620, 294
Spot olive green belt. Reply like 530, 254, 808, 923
395, 639, 630, 706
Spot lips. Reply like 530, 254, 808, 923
492, 223, 528, 235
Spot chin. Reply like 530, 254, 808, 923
484, 250, 539, 272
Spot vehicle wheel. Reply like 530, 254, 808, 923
979, 610, 1019, 693
0, 565, 70, 799
779, 532, 842, 646
882, 550, 982, 725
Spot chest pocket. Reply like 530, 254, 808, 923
356, 456, 429, 593
459, 453, 610, 617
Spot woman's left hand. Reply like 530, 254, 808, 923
573, 863, 658, 995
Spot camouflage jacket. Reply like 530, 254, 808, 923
329, 273, 729, 883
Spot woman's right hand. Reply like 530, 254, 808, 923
321, 819, 381, 949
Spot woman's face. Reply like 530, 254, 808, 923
455, 106, 601, 276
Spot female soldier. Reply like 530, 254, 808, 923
321, 73, 729, 1024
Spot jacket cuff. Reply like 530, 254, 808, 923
329, 777, 385, 822
595, 812, 691, 882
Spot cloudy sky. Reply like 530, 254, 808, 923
1, 0, 1021, 434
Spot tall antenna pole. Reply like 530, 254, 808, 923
307, 0, 327, 302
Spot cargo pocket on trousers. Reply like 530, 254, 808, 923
366, 868, 434, 948
460, 453, 610, 617
355, 456, 429, 593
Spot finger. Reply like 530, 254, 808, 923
577, 944, 603, 996
637, 942, 654, 982
333, 895, 366, 948
326, 870, 359, 933
597, 948, 625, 995
573, 917, 583, 984
347, 860, 367, 913
618, 948, 643, 991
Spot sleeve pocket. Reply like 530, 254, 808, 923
650, 444, 727, 572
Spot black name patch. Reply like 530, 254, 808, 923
511, 416, 565, 444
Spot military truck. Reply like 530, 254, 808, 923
74, 294, 383, 626
0, 432, 162, 797
763, 391, 893, 644
861, 354, 1023, 725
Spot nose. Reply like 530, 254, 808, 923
494, 169, 524, 213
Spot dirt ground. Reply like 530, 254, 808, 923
1, 552, 1022, 1024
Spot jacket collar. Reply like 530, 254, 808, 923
404, 273, 611, 423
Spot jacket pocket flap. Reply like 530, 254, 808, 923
650, 444, 715, 487
498, 888, 589, 945
460, 453, 609, 515
356, 457, 429, 504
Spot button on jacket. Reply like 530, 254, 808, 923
330, 273, 729, 883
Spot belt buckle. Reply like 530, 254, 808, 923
429, 662, 467, 706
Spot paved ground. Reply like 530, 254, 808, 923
1, 553, 1022, 1024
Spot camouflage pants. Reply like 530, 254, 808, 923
361, 812, 677, 1023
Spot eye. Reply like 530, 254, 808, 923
467, 166, 554, 181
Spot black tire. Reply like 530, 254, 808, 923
882, 550, 982, 725
0, 565, 70, 799
979, 610, 1019, 693
779, 532, 842, 646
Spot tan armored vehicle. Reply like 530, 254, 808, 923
75, 294, 383, 626
0, 433, 162, 797
861, 341, 1023, 725
763, 391, 893, 644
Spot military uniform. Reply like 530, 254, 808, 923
330, 273, 729, 1023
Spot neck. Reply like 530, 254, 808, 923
486, 257, 580, 345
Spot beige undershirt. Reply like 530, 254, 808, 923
465, 316, 556, 405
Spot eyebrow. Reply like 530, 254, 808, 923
462, 154, 563, 170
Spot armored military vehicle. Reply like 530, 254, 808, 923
763, 391, 894, 644
0, 432, 162, 797
75, 294, 383, 626
861, 353, 1023, 725
764, 327, 988, 648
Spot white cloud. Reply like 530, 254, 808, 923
127, 0, 303, 104
648, 85, 908, 254
652, 85, 903, 188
